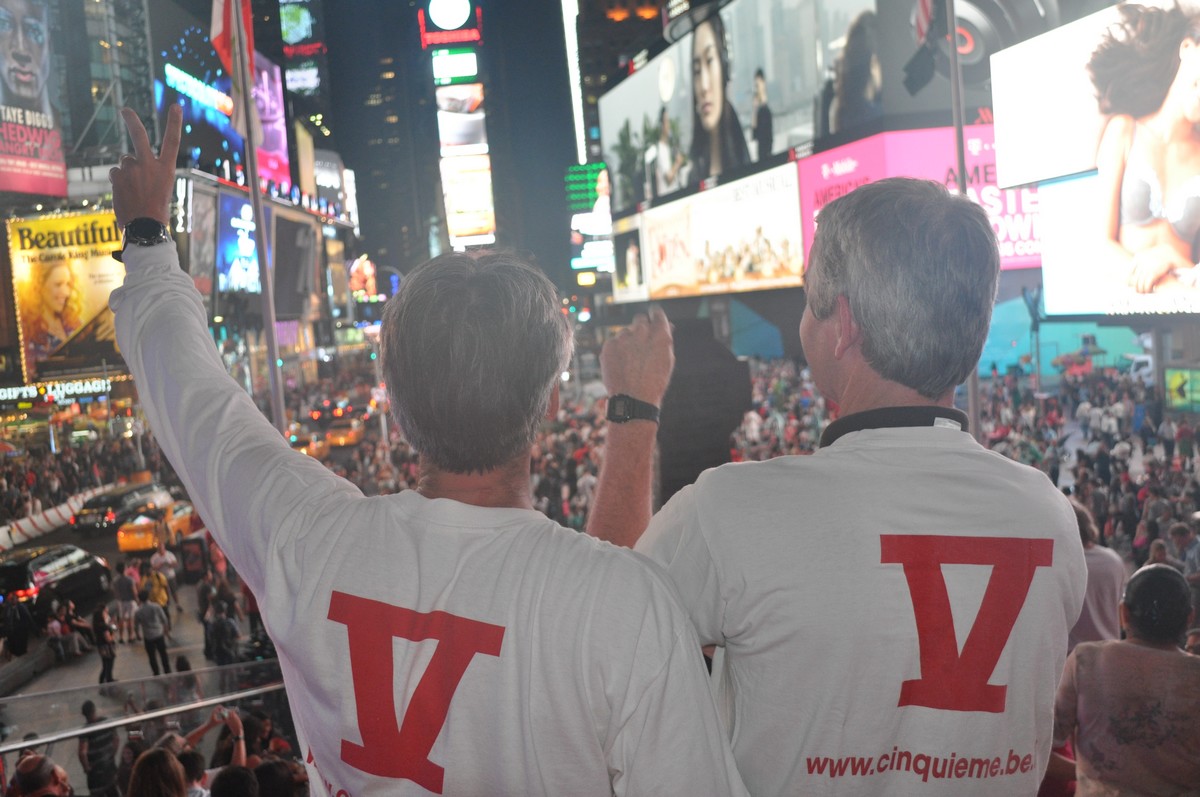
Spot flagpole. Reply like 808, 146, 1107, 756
231, 0, 288, 436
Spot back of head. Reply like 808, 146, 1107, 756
806, 177, 999, 399
176, 750, 206, 785
381, 252, 572, 473
127, 748, 186, 797
1123, 564, 1193, 644
254, 760, 299, 797
211, 765, 260, 797
1070, 498, 1098, 546
15, 754, 55, 794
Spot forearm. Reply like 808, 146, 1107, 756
587, 422, 657, 548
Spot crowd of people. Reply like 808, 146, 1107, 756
4, 701, 305, 797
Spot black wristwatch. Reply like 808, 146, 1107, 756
113, 217, 171, 262
606, 394, 660, 424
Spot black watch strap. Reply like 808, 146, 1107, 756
606, 394, 660, 424
113, 217, 171, 263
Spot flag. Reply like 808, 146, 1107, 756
211, 0, 262, 146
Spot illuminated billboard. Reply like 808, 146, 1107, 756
598, 0, 875, 217
1166, 368, 1200, 413
151, 0, 291, 191
280, 0, 331, 99
566, 163, 613, 272
992, 4, 1200, 315
439, 154, 495, 247
185, 181, 218, 311
8, 212, 125, 383
797, 125, 1041, 271
432, 47, 479, 85
436, 83, 495, 247
216, 191, 272, 294
0, 0, 66, 196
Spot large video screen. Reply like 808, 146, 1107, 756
1166, 368, 1200, 413
280, 0, 330, 99
993, 3, 1200, 314
272, 211, 318, 320
436, 83, 495, 248
566, 163, 614, 272
185, 181, 218, 310
991, 5, 1130, 189
611, 215, 647, 304
639, 162, 803, 300
598, 0, 868, 217
797, 125, 1041, 270
8, 212, 126, 382
0, 0, 66, 196
151, 0, 291, 191
216, 191, 271, 294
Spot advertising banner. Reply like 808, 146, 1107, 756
1166, 368, 1200, 413
612, 214, 648, 304
640, 162, 803, 300
0, 0, 65, 196
216, 190, 271, 294
798, 125, 1041, 270
151, 0, 291, 191
598, 0, 868, 217
8, 212, 125, 383
279, 0, 331, 100
566, 163, 613, 272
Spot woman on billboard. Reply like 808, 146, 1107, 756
18, 259, 80, 367
1090, 4, 1200, 294
688, 12, 749, 186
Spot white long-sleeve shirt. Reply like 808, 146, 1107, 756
111, 243, 748, 797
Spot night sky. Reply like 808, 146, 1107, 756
325, 0, 578, 287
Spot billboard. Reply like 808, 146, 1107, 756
272, 210, 319, 320
992, 3, 1200, 314
1166, 368, 1200, 413
598, 0, 875, 217
0, 0, 66, 196
280, 0, 331, 100
216, 191, 271, 294
8, 212, 125, 383
639, 161, 803, 300
612, 215, 648, 304
436, 83, 495, 248
797, 125, 1041, 270
566, 163, 613, 272
151, 0, 291, 191
185, 181, 218, 309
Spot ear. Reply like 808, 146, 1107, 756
1118, 601, 1130, 633
833, 294, 862, 359
546, 381, 561, 421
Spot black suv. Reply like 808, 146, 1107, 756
0, 544, 112, 622
70, 482, 174, 535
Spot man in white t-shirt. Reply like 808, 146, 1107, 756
149, 540, 181, 613
107, 106, 746, 797
589, 178, 1087, 796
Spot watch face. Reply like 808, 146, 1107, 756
610, 396, 631, 419
126, 219, 169, 243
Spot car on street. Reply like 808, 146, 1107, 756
70, 482, 174, 535
0, 544, 111, 622
116, 501, 197, 554
326, 418, 364, 447
289, 428, 329, 460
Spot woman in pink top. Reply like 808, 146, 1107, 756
1051, 565, 1200, 795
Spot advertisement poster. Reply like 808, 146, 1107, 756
641, 162, 804, 300
797, 125, 1041, 270
8, 212, 125, 383
611, 215, 648, 304
187, 182, 218, 305
216, 191, 271, 294
280, 0, 331, 99
0, 0, 66, 196
566, 163, 614, 272
598, 0, 870, 216
152, 0, 291, 190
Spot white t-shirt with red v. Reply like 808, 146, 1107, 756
637, 422, 1087, 797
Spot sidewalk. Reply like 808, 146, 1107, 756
2, 584, 208, 699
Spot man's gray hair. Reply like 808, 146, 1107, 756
381, 252, 573, 473
806, 177, 999, 399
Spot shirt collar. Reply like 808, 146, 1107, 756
819, 405, 970, 448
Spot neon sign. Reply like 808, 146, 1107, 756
164, 63, 233, 116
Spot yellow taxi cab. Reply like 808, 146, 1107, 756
116, 501, 196, 554
326, 418, 364, 447
289, 428, 329, 460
